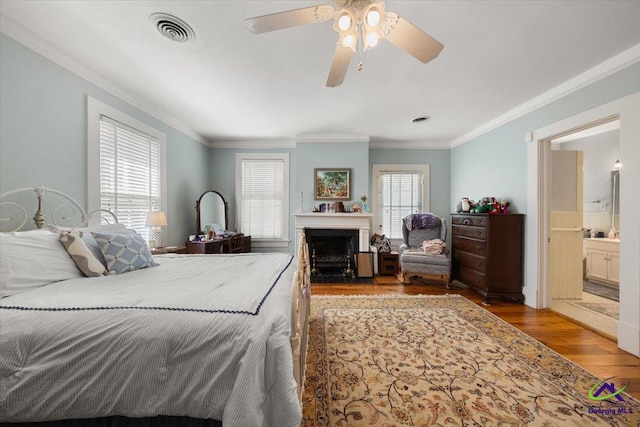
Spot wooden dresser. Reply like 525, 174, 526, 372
186, 235, 252, 254
451, 213, 524, 304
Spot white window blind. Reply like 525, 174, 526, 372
99, 116, 161, 240
380, 171, 423, 239
240, 158, 285, 240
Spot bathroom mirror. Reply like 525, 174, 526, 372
611, 170, 620, 232
195, 190, 228, 235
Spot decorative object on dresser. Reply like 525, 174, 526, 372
451, 213, 525, 304
398, 213, 452, 287
186, 234, 252, 254
314, 168, 351, 200
150, 245, 186, 255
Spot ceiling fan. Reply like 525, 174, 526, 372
245, 0, 444, 87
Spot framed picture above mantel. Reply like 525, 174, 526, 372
314, 168, 351, 200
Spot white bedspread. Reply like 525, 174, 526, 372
0, 253, 301, 427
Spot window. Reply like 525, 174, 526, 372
373, 165, 429, 239
236, 153, 290, 247
87, 97, 166, 241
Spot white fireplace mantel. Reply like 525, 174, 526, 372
294, 212, 373, 255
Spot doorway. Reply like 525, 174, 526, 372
525, 91, 640, 357
547, 121, 621, 338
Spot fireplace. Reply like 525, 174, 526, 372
306, 228, 358, 281
293, 212, 374, 281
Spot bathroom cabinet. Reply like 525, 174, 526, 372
585, 238, 619, 285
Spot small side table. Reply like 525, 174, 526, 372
379, 251, 399, 275
151, 245, 187, 255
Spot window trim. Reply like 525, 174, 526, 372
372, 164, 430, 239
235, 153, 290, 248
87, 96, 167, 232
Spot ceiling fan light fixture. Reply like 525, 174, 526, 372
337, 13, 352, 31
245, 0, 444, 87
366, 8, 381, 27
341, 33, 357, 49
364, 31, 381, 48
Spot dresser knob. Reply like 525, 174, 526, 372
462, 218, 472, 225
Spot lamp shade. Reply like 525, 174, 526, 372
146, 210, 168, 227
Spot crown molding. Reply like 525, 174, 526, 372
295, 134, 370, 143
369, 140, 450, 149
449, 42, 640, 148
209, 138, 296, 149
0, 13, 208, 146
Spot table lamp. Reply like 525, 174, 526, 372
146, 210, 168, 249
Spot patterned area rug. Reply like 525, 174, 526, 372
302, 295, 639, 426
569, 301, 619, 319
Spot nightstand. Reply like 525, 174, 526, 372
379, 251, 399, 275
151, 245, 187, 255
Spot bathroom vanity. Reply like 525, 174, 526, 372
584, 238, 620, 286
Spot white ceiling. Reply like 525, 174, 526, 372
1, 1, 639, 147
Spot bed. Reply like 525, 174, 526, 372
0, 185, 311, 427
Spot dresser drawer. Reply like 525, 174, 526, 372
452, 225, 486, 240
458, 266, 487, 291
453, 250, 487, 274
452, 215, 488, 227
452, 236, 486, 257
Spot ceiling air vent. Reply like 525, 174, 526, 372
150, 13, 195, 43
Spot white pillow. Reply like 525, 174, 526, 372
0, 229, 84, 298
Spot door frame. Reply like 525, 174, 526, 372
526, 91, 640, 356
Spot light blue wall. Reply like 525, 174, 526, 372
296, 142, 370, 211
0, 33, 210, 245
451, 62, 640, 215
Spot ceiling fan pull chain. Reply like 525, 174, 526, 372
357, 23, 364, 71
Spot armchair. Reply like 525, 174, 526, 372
399, 213, 452, 287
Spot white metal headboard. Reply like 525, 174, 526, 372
0, 185, 117, 232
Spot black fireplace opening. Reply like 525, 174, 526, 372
306, 228, 359, 282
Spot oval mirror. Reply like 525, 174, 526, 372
196, 190, 228, 235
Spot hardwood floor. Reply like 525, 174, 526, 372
311, 276, 640, 399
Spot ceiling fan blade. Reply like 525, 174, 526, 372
326, 45, 354, 87
245, 5, 334, 34
384, 17, 444, 64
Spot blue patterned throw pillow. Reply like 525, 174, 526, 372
91, 231, 156, 274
